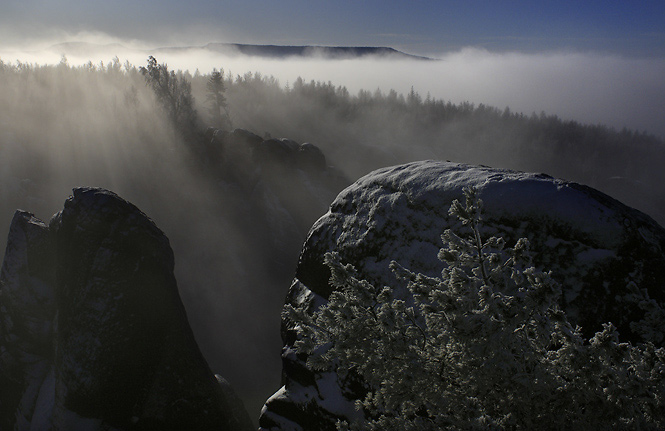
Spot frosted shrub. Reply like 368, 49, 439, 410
286, 187, 665, 430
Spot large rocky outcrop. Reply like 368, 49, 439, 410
0, 188, 254, 430
259, 160, 665, 430
198, 128, 350, 257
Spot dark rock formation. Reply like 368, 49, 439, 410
253, 138, 300, 167
0, 211, 55, 430
0, 188, 254, 430
259, 160, 665, 430
196, 128, 349, 256
296, 144, 327, 173
227, 128, 264, 150
177, 127, 350, 418
201, 128, 330, 175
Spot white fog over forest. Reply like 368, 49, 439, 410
1, 31, 664, 430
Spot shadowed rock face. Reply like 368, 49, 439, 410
197, 128, 350, 259
0, 211, 55, 430
0, 188, 253, 431
259, 160, 665, 430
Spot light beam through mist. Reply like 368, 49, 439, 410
1, 37, 664, 421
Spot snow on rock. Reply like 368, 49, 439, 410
0, 188, 254, 430
259, 160, 665, 430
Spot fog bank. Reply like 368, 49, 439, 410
3, 41, 664, 137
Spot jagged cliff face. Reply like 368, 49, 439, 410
259, 160, 665, 430
0, 188, 254, 430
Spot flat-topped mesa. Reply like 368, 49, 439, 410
0, 187, 253, 431
260, 160, 665, 430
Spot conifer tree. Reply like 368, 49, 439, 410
140, 56, 198, 136
287, 186, 665, 430
206, 68, 232, 129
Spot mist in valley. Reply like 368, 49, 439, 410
6, 38, 664, 137
1, 42, 664, 419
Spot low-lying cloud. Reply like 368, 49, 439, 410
3, 38, 663, 137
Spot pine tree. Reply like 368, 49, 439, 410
287, 186, 665, 430
206, 68, 232, 129
140, 56, 198, 136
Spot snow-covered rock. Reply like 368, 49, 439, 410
259, 160, 665, 430
0, 188, 254, 430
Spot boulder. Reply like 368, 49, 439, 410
0, 188, 254, 430
260, 160, 665, 430
228, 128, 264, 152
253, 139, 300, 166
296, 143, 327, 172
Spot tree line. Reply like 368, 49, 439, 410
198, 70, 665, 225
2, 56, 663, 224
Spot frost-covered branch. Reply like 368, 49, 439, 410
288, 186, 665, 430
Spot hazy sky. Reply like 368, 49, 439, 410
2, 0, 665, 56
